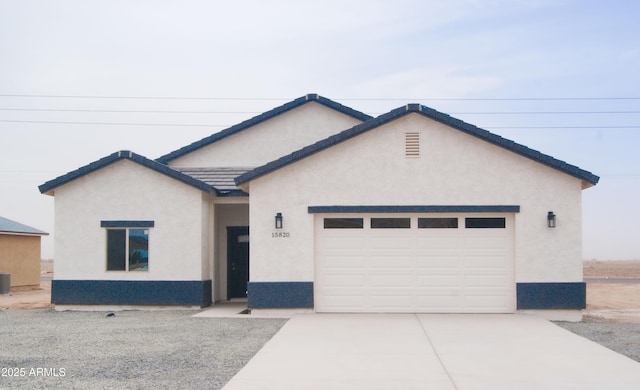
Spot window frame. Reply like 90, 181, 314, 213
102, 221, 153, 272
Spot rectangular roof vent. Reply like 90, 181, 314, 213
405, 132, 420, 157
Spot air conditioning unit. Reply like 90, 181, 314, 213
0, 273, 10, 294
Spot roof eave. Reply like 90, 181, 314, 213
235, 104, 600, 188
39, 151, 215, 195
0, 230, 49, 237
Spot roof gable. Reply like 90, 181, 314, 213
39, 151, 214, 195
156, 94, 373, 164
235, 104, 600, 188
0, 216, 48, 236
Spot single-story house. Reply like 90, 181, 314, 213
0, 216, 49, 288
39, 94, 599, 317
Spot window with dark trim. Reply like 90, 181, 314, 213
324, 218, 364, 229
418, 218, 458, 229
465, 217, 506, 229
104, 222, 151, 271
371, 218, 411, 229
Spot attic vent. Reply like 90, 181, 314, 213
405, 132, 420, 157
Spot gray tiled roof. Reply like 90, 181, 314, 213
0, 216, 48, 236
156, 94, 372, 164
236, 104, 600, 188
39, 151, 214, 195
176, 167, 252, 196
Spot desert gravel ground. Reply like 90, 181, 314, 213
0, 310, 286, 389
554, 320, 640, 363
0, 310, 638, 390
1, 260, 639, 388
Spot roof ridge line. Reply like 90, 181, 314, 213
235, 103, 599, 187
156, 94, 371, 164
39, 150, 215, 195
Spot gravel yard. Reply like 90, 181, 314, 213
2, 310, 640, 390
2, 261, 640, 388
554, 320, 640, 363
0, 309, 286, 389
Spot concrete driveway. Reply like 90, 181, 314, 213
222, 314, 640, 390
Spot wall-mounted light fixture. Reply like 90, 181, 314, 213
547, 211, 556, 228
275, 212, 283, 229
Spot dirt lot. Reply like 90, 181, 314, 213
583, 260, 640, 322
0, 260, 53, 310
2, 260, 640, 322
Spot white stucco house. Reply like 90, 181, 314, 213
39, 94, 599, 317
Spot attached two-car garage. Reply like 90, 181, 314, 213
314, 212, 516, 313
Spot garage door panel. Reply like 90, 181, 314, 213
463, 274, 509, 287
369, 274, 414, 287
315, 214, 515, 313
370, 256, 414, 268
415, 237, 459, 251
321, 295, 366, 311
462, 256, 509, 268
416, 294, 463, 309
370, 295, 413, 310
416, 274, 460, 287
463, 293, 512, 309
416, 255, 460, 268
321, 256, 367, 268
322, 274, 366, 287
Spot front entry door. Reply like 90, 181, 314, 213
227, 226, 249, 299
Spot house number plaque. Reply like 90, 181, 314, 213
272, 232, 290, 238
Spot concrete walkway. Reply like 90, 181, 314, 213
222, 314, 640, 390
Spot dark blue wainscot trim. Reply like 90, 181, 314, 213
248, 282, 314, 309
52, 280, 212, 307
517, 282, 586, 310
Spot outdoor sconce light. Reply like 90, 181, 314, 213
547, 211, 556, 228
275, 212, 283, 229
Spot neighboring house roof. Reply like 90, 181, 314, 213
156, 94, 373, 164
175, 167, 252, 196
236, 104, 600, 188
0, 216, 48, 236
39, 151, 215, 195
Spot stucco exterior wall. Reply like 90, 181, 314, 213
0, 234, 41, 287
167, 102, 365, 168
247, 113, 585, 284
53, 160, 212, 281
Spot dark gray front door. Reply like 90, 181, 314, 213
227, 226, 249, 299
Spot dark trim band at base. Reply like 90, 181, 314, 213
52, 280, 212, 307
248, 282, 313, 309
517, 282, 585, 310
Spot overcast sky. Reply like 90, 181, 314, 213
1, 0, 639, 260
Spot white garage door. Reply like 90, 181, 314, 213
315, 214, 515, 313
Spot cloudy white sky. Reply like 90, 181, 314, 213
1, 0, 638, 260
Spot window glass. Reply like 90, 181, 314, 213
418, 218, 458, 229
465, 217, 506, 229
128, 229, 149, 271
106, 226, 150, 271
324, 218, 364, 229
371, 218, 411, 229
107, 229, 126, 271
